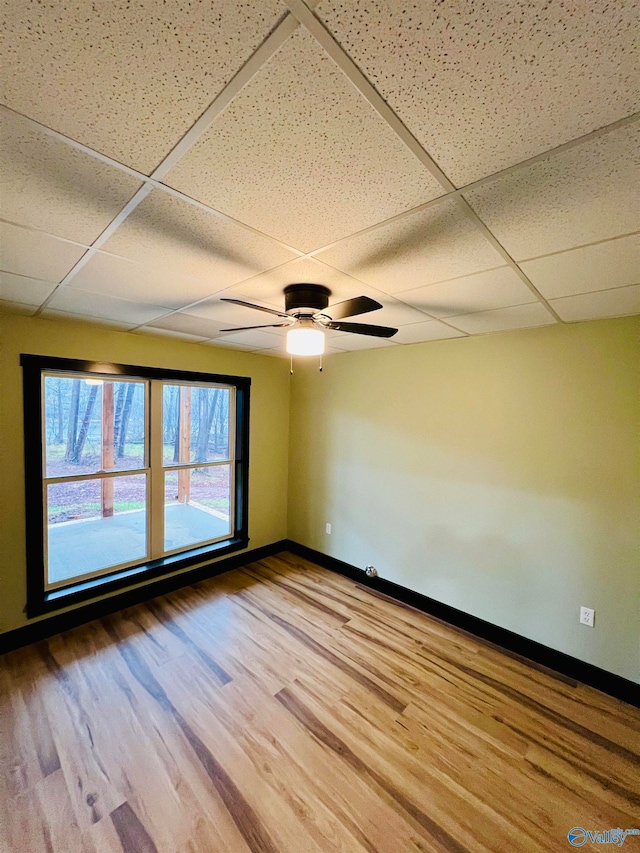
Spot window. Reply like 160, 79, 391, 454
21, 356, 250, 615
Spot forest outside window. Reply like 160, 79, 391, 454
21, 356, 250, 614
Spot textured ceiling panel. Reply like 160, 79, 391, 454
446, 303, 556, 334
134, 326, 210, 343
0, 110, 143, 244
0, 271, 57, 306
2, 0, 286, 173
521, 235, 640, 300
550, 285, 640, 322
316, 198, 506, 294
70, 251, 220, 310
164, 28, 444, 251
464, 122, 640, 260
40, 309, 135, 330
324, 331, 398, 350
149, 313, 228, 338
0, 301, 39, 316
392, 321, 466, 344
101, 190, 295, 287
210, 328, 283, 349
0, 222, 86, 281
317, 0, 640, 185
47, 287, 169, 325
395, 267, 536, 319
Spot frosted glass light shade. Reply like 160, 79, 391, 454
286, 326, 325, 356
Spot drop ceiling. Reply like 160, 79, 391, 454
1, 0, 638, 356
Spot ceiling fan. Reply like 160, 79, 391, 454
220, 283, 397, 356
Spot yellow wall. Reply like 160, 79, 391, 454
0, 310, 291, 633
288, 317, 639, 682
1, 310, 638, 683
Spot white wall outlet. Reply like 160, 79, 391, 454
580, 606, 595, 627
325, 523, 332, 535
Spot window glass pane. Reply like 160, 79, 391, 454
44, 376, 146, 478
164, 464, 231, 552
47, 474, 147, 586
162, 385, 231, 466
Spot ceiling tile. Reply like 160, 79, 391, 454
40, 309, 135, 331
317, 0, 640, 184
148, 313, 228, 338
395, 267, 536, 318
133, 327, 210, 343
0, 300, 40, 316
3, 0, 286, 173
164, 28, 444, 252
0, 222, 86, 281
464, 122, 640, 260
392, 321, 466, 345
47, 287, 168, 325
213, 329, 284, 349
521, 235, 640, 300
324, 331, 398, 351
70, 252, 216, 309
317, 197, 506, 293
0, 271, 57, 305
101, 190, 295, 287
183, 296, 290, 327
550, 285, 640, 322
0, 109, 143, 244
446, 302, 556, 334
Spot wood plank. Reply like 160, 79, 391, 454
1, 552, 638, 852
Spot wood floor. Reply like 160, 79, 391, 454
1, 553, 638, 853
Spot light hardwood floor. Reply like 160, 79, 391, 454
1, 552, 638, 852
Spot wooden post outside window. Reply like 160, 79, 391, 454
102, 381, 114, 517
178, 386, 191, 503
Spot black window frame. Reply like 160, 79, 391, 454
21, 354, 250, 617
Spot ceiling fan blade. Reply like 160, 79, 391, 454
220, 323, 291, 332
220, 297, 290, 319
325, 321, 397, 338
321, 295, 382, 320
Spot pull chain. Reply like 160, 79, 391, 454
319, 354, 323, 372
290, 354, 294, 375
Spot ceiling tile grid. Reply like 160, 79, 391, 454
521, 235, 640, 300
164, 27, 444, 252
315, 0, 640, 185
0, 271, 57, 307
0, 0, 637, 349
395, 267, 537, 319
0, 222, 88, 283
463, 122, 640, 261
99, 190, 296, 290
0, 108, 144, 245
315, 197, 508, 294
1, 0, 288, 173
550, 285, 640, 322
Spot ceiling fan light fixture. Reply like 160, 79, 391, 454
286, 323, 325, 356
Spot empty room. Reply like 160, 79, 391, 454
0, 1, 638, 851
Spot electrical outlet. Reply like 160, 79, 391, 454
325, 523, 331, 535
580, 606, 595, 627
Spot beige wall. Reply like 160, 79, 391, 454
0, 311, 291, 633
288, 317, 639, 682
1, 311, 638, 683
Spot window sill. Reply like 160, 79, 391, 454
28, 537, 249, 617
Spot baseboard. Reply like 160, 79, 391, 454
285, 541, 640, 708
0, 540, 288, 656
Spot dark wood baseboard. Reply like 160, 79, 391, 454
0, 540, 288, 656
285, 541, 640, 708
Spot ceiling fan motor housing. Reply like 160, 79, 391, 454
284, 283, 331, 316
